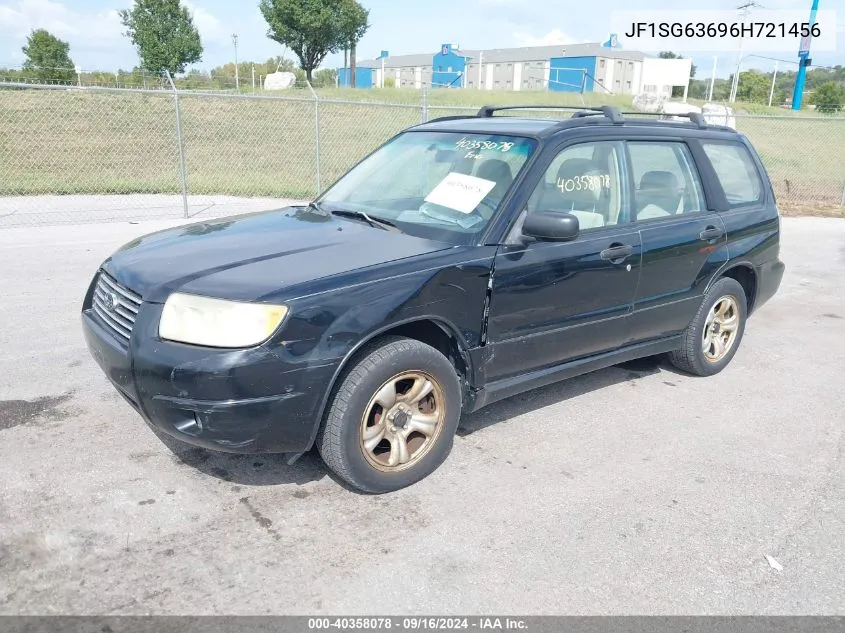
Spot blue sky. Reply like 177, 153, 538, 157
0, 0, 841, 78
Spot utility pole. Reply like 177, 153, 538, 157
251, 64, 255, 91
792, 0, 819, 110
232, 33, 239, 90
768, 61, 779, 106
708, 56, 717, 101
729, 1, 761, 103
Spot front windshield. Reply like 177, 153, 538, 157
317, 131, 537, 244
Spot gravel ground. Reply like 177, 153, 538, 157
0, 216, 843, 615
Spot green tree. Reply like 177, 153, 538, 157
810, 81, 845, 113
119, 0, 203, 76
736, 70, 770, 104
337, 0, 369, 88
312, 67, 338, 87
258, 0, 368, 82
22, 29, 75, 84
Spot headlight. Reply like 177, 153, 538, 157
159, 293, 288, 348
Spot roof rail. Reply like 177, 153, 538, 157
463, 104, 713, 129
425, 114, 478, 124
620, 110, 708, 129
571, 106, 624, 124
476, 104, 624, 124
674, 111, 708, 129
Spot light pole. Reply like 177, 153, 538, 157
232, 33, 239, 90
792, 0, 820, 110
729, 1, 762, 103
708, 56, 717, 101
768, 61, 779, 106
729, 54, 795, 106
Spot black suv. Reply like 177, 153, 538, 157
82, 105, 784, 493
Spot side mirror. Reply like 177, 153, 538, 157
521, 211, 580, 242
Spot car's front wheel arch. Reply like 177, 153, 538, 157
305, 317, 473, 452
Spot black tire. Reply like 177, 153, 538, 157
316, 336, 462, 493
669, 277, 748, 377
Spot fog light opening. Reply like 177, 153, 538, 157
173, 412, 203, 436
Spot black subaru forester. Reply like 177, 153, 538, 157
82, 105, 784, 493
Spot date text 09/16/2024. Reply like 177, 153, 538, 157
307, 617, 529, 630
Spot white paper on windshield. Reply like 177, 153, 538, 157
424, 172, 497, 214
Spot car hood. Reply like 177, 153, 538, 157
102, 207, 453, 303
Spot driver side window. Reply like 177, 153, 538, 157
527, 141, 625, 231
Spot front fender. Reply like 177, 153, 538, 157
273, 254, 495, 450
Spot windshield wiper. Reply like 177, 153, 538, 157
307, 200, 330, 216
330, 209, 401, 232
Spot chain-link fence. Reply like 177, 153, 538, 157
1, 82, 843, 227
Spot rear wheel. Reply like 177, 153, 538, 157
316, 337, 462, 493
669, 277, 747, 377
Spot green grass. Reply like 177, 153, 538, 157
1, 87, 843, 213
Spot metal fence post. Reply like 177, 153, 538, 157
164, 70, 189, 219
306, 80, 321, 196
421, 87, 428, 123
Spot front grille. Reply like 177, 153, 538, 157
91, 271, 142, 342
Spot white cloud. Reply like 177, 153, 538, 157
0, 0, 127, 63
0, 0, 227, 68
0, 0, 124, 41
183, 1, 227, 45
516, 28, 578, 47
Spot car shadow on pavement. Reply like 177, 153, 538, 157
457, 354, 676, 437
151, 427, 330, 487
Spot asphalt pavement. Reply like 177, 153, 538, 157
0, 216, 843, 615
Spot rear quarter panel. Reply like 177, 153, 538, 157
692, 132, 783, 313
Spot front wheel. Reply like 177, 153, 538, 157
316, 337, 462, 493
669, 277, 748, 377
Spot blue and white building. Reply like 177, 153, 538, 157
339, 41, 692, 98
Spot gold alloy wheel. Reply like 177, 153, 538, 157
702, 295, 740, 363
359, 371, 446, 472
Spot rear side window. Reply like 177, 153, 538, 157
627, 141, 706, 222
701, 141, 763, 207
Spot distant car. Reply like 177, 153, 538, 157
82, 104, 784, 493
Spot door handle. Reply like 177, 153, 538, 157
699, 226, 724, 241
600, 244, 634, 262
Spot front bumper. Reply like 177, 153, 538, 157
82, 303, 336, 454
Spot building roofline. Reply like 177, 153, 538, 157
352, 42, 652, 68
